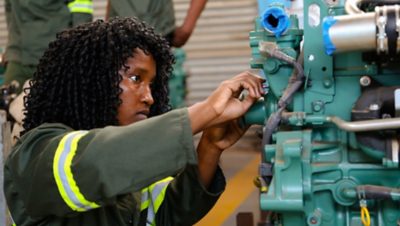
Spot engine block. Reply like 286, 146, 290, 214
244, 0, 400, 225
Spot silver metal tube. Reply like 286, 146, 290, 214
329, 13, 376, 53
327, 116, 400, 132
345, 0, 364, 14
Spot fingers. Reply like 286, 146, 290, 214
228, 71, 265, 99
199, 71, 265, 131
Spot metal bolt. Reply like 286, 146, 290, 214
369, 104, 379, 111
323, 78, 332, 88
310, 217, 318, 224
360, 76, 371, 87
312, 101, 324, 112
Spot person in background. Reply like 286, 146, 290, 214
3, 0, 93, 93
4, 17, 265, 226
106, 0, 207, 47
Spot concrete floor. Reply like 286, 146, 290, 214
195, 146, 262, 226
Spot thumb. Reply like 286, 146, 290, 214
241, 94, 258, 112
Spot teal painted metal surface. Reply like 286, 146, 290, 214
245, 0, 400, 225
169, 48, 187, 109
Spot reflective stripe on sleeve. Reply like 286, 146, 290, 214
68, 0, 93, 14
140, 177, 174, 226
10, 212, 16, 226
140, 188, 150, 211
53, 131, 100, 211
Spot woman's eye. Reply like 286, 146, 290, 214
129, 75, 141, 83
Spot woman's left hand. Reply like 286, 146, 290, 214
201, 119, 248, 152
196, 119, 249, 188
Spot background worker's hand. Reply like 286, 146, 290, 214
188, 71, 265, 134
171, 25, 192, 47
172, 0, 208, 47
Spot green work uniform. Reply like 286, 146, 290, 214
108, 0, 176, 37
4, 0, 93, 92
4, 108, 225, 226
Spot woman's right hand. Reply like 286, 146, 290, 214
188, 71, 265, 134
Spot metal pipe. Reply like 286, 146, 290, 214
324, 5, 400, 55
345, 0, 364, 14
327, 13, 376, 53
327, 116, 400, 132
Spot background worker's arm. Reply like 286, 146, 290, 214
105, 0, 110, 20
172, 0, 208, 47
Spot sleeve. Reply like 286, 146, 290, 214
67, 0, 93, 26
5, 108, 197, 217
153, 165, 226, 226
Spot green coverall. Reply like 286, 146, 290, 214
4, 109, 225, 226
108, 0, 176, 40
4, 0, 93, 92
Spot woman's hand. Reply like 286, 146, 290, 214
197, 119, 249, 187
188, 71, 264, 134
201, 119, 248, 151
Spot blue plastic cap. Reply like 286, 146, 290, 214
266, 0, 291, 8
322, 16, 337, 55
258, 0, 291, 15
261, 6, 290, 38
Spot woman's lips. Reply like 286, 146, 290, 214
135, 110, 149, 121
136, 113, 148, 120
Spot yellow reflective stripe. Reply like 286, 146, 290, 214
149, 177, 173, 214
66, 131, 100, 209
68, 0, 93, 14
53, 132, 76, 210
141, 188, 150, 210
9, 210, 16, 226
148, 177, 174, 191
142, 176, 174, 225
141, 199, 150, 211
53, 131, 100, 211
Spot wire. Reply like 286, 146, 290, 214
361, 206, 371, 226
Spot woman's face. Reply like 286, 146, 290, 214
117, 48, 156, 126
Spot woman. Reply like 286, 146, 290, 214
4, 17, 264, 226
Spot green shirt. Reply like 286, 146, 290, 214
4, 0, 93, 66
108, 0, 176, 36
4, 109, 225, 226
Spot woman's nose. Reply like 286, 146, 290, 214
141, 85, 154, 106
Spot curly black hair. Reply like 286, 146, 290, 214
22, 17, 174, 133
